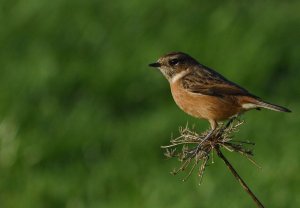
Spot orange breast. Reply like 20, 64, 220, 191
170, 81, 243, 121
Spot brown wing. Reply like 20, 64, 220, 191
182, 65, 258, 98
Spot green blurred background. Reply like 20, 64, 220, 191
0, 1, 299, 207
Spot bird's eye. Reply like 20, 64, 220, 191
169, 59, 180, 66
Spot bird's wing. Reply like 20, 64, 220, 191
182, 65, 257, 98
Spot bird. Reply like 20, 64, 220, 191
149, 52, 291, 141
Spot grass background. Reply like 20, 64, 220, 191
0, 1, 299, 207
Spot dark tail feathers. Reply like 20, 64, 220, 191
256, 100, 291, 113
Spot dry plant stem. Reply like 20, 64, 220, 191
162, 119, 263, 207
215, 146, 264, 208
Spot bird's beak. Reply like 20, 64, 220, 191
148, 62, 161, 68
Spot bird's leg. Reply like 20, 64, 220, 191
201, 119, 218, 143
217, 115, 239, 137
224, 116, 238, 129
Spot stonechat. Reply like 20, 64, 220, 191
149, 52, 291, 139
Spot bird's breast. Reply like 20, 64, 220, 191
170, 81, 242, 121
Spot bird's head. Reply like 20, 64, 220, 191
149, 52, 198, 82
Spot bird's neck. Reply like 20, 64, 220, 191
170, 70, 190, 84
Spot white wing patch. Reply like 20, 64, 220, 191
242, 103, 258, 109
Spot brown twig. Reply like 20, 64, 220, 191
215, 146, 264, 208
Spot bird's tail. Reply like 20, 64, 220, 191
254, 100, 291, 113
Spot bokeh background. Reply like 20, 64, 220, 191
0, 1, 299, 207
